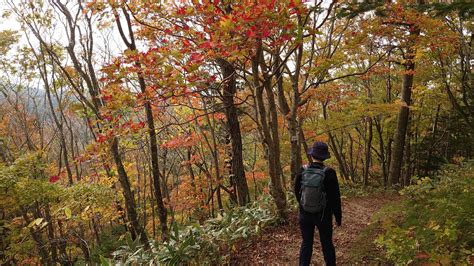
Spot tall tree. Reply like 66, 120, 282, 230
216, 58, 250, 206
388, 2, 422, 185
9, 0, 150, 247
112, 5, 169, 239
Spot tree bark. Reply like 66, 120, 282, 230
404, 123, 412, 187
364, 118, 373, 187
387, 0, 425, 186
216, 58, 250, 206
252, 41, 288, 220
275, 50, 302, 186
388, 57, 416, 185
111, 138, 150, 248
374, 118, 388, 186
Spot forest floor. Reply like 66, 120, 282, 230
230, 193, 401, 265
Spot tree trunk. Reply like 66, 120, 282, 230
149, 169, 156, 239
24, 0, 150, 249
252, 42, 288, 220
403, 118, 413, 187
274, 51, 302, 184
266, 81, 286, 189
114, 7, 169, 239
216, 58, 250, 206
323, 104, 350, 181
364, 118, 373, 187
388, 58, 416, 185
259, 53, 285, 190
374, 118, 388, 186
145, 99, 169, 240
388, 3, 422, 185
111, 138, 150, 248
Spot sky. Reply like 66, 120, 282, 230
0, 0, 126, 73
0, 0, 22, 31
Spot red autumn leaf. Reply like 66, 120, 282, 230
200, 41, 213, 49
103, 115, 113, 122
96, 134, 107, 143
289, 0, 297, 8
262, 29, 271, 38
246, 29, 256, 38
176, 7, 186, 16
130, 121, 146, 131
213, 112, 226, 120
182, 39, 192, 47
102, 95, 112, 101
187, 74, 201, 83
161, 133, 201, 149
49, 175, 60, 183
246, 25, 257, 38
189, 53, 204, 62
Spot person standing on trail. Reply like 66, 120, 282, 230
294, 141, 342, 266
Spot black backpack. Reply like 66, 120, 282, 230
300, 165, 328, 213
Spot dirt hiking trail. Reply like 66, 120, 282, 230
231, 194, 399, 265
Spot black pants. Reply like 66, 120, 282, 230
298, 211, 336, 266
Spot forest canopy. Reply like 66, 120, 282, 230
0, 0, 472, 264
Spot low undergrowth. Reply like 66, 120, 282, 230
340, 183, 397, 197
107, 194, 298, 264
352, 161, 474, 265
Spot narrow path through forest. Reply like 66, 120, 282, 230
231, 194, 400, 265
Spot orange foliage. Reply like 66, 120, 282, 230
161, 132, 202, 150
247, 171, 267, 183
169, 176, 209, 218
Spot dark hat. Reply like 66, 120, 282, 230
307, 141, 330, 161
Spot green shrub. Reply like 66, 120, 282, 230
90, 225, 128, 263
110, 193, 289, 264
375, 161, 474, 265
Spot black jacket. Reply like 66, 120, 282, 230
294, 162, 342, 226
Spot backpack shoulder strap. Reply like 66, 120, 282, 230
321, 166, 328, 190
300, 165, 309, 194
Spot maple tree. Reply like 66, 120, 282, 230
0, 0, 472, 264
